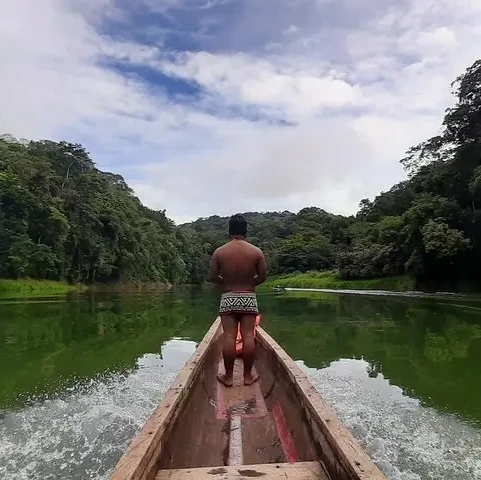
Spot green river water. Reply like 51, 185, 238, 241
0, 288, 480, 479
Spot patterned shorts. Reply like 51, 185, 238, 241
219, 291, 259, 315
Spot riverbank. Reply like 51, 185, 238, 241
0, 279, 87, 297
263, 271, 415, 292
87, 281, 172, 293
0, 273, 416, 298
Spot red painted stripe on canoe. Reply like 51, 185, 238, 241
272, 403, 299, 463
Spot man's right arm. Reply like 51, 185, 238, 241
209, 250, 223, 285
254, 251, 267, 286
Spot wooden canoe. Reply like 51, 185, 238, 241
110, 317, 387, 480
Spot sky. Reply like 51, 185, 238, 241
1, 0, 481, 224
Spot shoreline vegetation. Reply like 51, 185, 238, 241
2, 274, 481, 298
0, 279, 87, 297
0, 274, 416, 299
262, 271, 415, 292
0, 279, 176, 298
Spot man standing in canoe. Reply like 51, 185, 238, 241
209, 214, 267, 387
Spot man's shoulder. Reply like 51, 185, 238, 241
214, 240, 264, 255
213, 243, 229, 255
246, 242, 264, 255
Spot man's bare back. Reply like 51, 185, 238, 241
210, 239, 267, 292
209, 214, 267, 387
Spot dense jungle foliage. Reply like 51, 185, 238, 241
0, 139, 210, 285
1, 59, 481, 289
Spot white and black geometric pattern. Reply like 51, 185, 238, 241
219, 291, 259, 314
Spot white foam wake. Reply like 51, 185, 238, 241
300, 358, 481, 480
0, 339, 196, 480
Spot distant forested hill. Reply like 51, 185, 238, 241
180, 209, 352, 276
2, 58, 481, 290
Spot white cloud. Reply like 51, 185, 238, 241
283, 25, 299, 35
159, 52, 366, 118
131, 112, 439, 223
0, 0, 161, 139
416, 27, 457, 55
1, 0, 481, 223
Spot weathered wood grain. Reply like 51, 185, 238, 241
155, 461, 328, 480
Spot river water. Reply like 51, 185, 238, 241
0, 288, 480, 479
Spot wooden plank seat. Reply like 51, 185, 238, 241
155, 461, 330, 479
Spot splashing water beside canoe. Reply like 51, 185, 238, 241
0, 340, 195, 480
1, 337, 480, 479
302, 359, 481, 480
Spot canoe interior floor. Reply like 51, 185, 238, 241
157, 357, 331, 479
155, 461, 330, 479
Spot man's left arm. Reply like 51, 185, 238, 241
254, 251, 267, 286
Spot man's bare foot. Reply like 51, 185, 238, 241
217, 373, 234, 387
244, 373, 260, 386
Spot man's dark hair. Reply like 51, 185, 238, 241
229, 214, 247, 237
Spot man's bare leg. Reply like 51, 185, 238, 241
240, 314, 259, 385
217, 314, 238, 387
